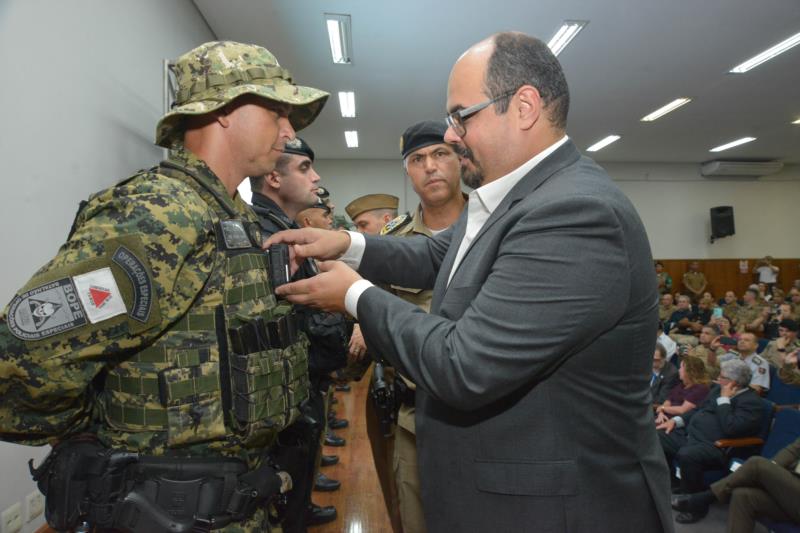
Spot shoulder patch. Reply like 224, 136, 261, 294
112, 246, 154, 322
7, 278, 88, 340
72, 267, 127, 324
752, 355, 764, 365
381, 213, 412, 235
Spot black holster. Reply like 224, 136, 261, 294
30, 437, 286, 533
370, 362, 397, 437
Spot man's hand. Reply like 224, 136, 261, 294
785, 349, 799, 366
655, 411, 669, 425
348, 324, 368, 362
275, 260, 362, 313
656, 418, 676, 434
720, 380, 738, 398
264, 228, 351, 276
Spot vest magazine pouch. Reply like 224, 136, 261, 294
157, 362, 227, 447
284, 336, 311, 425
229, 347, 286, 444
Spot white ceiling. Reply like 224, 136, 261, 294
193, 0, 800, 163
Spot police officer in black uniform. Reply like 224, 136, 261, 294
250, 137, 350, 529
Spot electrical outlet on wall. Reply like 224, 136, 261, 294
1, 502, 23, 533
25, 490, 44, 522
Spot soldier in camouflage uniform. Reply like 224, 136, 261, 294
372, 120, 466, 533
733, 288, 765, 334
0, 41, 327, 532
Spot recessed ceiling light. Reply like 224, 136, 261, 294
324, 13, 352, 65
709, 137, 756, 152
729, 31, 800, 73
586, 135, 620, 152
338, 91, 356, 118
345, 130, 359, 148
547, 20, 589, 56
641, 98, 692, 122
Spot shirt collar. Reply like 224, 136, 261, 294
474, 135, 569, 214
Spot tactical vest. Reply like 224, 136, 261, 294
99, 162, 309, 453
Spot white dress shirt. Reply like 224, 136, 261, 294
341, 135, 569, 318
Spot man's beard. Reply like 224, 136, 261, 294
454, 144, 484, 189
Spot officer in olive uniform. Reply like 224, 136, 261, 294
733, 289, 765, 333
345, 194, 399, 236
0, 41, 328, 532
371, 121, 466, 533
250, 137, 350, 529
682, 261, 707, 303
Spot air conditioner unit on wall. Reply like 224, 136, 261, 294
700, 160, 784, 178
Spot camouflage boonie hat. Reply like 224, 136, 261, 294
156, 41, 329, 148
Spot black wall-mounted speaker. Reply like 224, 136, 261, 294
710, 206, 735, 239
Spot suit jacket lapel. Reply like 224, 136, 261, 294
431, 210, 468, 312
441, 140, 582, 291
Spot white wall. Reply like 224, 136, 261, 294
0, 1, 214, 529
314, 158, 800, 258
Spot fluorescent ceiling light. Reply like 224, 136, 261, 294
729, 31, 800, 73
586, 135, 620, 152
792, 117, 800, 125
325, 13, 352, 64
640, 98, 692, 122
547, 20, 589, 56
345, 130, 359, 148
709, 137, 756, 152
338, 91, 356, 118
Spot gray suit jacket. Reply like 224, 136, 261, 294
357, 140, 673, 532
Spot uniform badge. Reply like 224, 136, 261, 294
759, 367, 766, 374
73, 267, 127, 324
219, 220, 252, 249
7, 278, 88, 340
752, 356, 763, 365
112, 246, 153, 323
381, 213, 410, 235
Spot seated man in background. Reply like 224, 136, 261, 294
733, 289, 765, 334
719, 333, 770, 394
721, 290, 740, 317
657, 359, 765, 523
668, 295, 700, 347
651, 343, 680, 405
672, 436, 800, 532
687, 324, 725, 379
659, 293, 677, 323
761, 318, 800, 386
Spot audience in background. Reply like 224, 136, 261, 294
654, 355, 710, 424
682, 261, 707, 303
659, 293, 677, 323
686, 325, 724, 379
719, 332, 770, 393
733, 289, 764, 334
656, 261, 673, 295
753, 256, 779, 293
651, 343, 680, 405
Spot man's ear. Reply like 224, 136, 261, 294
264, 170, 281, 191
215, 104, 232, 128
516, 85, 543, 131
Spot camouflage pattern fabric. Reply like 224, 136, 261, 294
157, 41, 329, 148
0, 147, 305, 532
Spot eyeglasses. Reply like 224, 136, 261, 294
445, 90, 517, 137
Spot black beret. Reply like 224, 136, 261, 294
283, 136, 315, 161
400, 120, 447, 158
779, 318, 799, 332
309, 197, 331, 214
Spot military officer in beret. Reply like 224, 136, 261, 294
345, 194, 399, 235
375, 120, 466, 533
297, 197, 334, 230
0, 41, 327, 532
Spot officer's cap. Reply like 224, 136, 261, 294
283, 137, 315, 161
316, 186, 330, 199
400, 120, 448, 159
156, 41, 329, 148
345, 194, 398, 220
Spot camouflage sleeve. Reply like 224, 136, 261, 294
0, 173, 217, 445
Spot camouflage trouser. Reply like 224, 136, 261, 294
220, 507, 281, 532
670, 333, 699, 350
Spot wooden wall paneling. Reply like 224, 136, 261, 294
655, 259, 800, 299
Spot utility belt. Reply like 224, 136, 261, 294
228, 312, 300, 354
29, 437, 291, 533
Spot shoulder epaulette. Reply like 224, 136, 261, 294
381, 213, 412, 235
